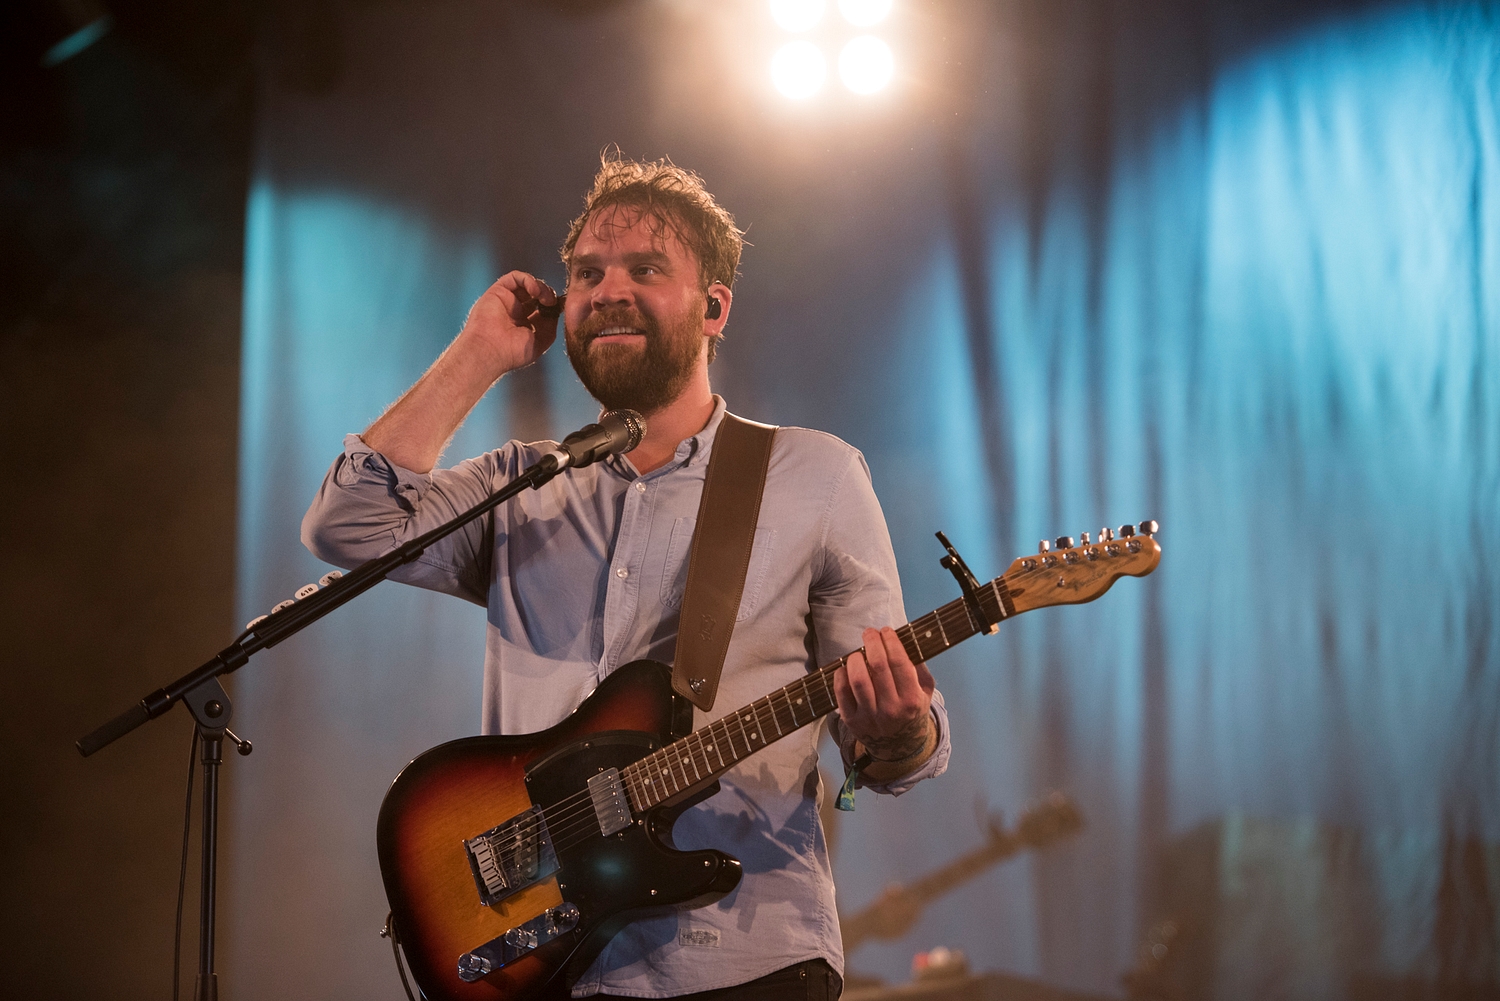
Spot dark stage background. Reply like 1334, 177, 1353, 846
5, 2, 1498, 1000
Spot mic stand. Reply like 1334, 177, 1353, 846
179, 675, 250, 1001
77, 451, 572, 1001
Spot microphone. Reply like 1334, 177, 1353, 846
543, 410, 646, 472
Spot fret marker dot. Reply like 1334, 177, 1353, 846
925, 631, 932, 638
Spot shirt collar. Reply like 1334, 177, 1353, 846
604, 395, 728, 479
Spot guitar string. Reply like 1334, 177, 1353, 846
474, 552, 1149, 881
487, 636, 856, 864
533, 668, 848, 859
478, 592, 1002, 872
483, 663, 848, 870
491, 551, 1125, 863
483, 667, 843, 869
497, 557, 1051, 866
475, 659, 841, 861
479, 590, 1001, 880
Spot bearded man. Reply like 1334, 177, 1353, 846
302, 156, 950, 1000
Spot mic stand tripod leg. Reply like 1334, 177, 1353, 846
196, 729, 222, 1001
180, 674, 247, 1001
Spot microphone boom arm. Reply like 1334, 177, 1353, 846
77, 410, 643, 756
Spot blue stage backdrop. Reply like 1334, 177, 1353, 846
232, 2, 1499, 998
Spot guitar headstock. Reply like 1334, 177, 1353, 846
1013, 792, 1084, 848
999, 520, 1160, 615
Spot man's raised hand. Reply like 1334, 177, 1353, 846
460, 271, 560, 376
362, 272, 559, 473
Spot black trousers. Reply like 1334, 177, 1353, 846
598, 958, 842, 1000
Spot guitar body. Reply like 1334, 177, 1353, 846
377, 660, 744, 1001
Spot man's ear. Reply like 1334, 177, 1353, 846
704, 282, 732, 338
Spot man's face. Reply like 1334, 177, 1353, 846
564, 206, 708, 415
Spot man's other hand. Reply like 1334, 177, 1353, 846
833, 626, 937, 778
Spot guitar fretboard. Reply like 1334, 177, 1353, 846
620, 575, 1015, 811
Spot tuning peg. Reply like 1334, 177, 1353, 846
1055, 536, 1075, 550
1080, 532, 1092, 545
1118, 524, 1135, 538
1138, 520, 1159, 537
1100, 527, 1114, 542
1038, 540, 1051, 553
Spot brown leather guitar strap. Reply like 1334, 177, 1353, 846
671, 412, 777, 712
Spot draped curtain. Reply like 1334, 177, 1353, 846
233, 2, 1500, 997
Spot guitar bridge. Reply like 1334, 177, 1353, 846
457, 902, 581, 982
463, 806, 558, 907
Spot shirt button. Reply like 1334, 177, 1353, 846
634, 481, 646, 493
616, 567, 629, 579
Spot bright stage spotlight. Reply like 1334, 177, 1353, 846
838, 35, 893, 94
772, 39, 827, 99
837, 0, 893, 28
769, 0, 825, 33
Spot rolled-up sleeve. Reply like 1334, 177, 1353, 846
301, 433, 504, 606
829, 694, 951, 796
810, 448, 952, 796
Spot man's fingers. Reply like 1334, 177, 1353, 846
832, 664, 857, 721
843, 648, 877, 715
879, 627, 930, 708
839, 626, 939, 754
496, 270, 545, 297
860, 627, 903, 708
494, 272, 558, 321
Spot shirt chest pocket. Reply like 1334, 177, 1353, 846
660, 517, 777, 623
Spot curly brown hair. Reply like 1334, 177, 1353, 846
561, 153, 745, 362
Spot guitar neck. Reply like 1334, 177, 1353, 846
838, 833, 1021, 950
899, 832, 1022, 905
620, 577, 1013, 812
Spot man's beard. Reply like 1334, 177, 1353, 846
566, 306, 702, 414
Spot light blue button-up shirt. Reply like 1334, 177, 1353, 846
303, 397, 949, 998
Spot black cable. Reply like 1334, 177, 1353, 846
382, 911, 423, 1001
174, 726, 199, 1001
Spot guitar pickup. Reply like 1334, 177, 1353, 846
588, 767, 631, 836
456, 902, 581, 982
463, 806, 558, 907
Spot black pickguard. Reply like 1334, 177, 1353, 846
518, 675, 743, 983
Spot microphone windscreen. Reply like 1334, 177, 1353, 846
601, 409, 646, 453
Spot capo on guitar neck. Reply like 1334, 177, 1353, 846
936, 532, 1000, 636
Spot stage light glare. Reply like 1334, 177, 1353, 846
770, 0, 825, 33
838, 35, 893, 94
837, 0, 893, 28
772, 40, 827, 99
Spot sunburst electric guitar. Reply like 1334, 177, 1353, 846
376, 523, 1161, 1000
